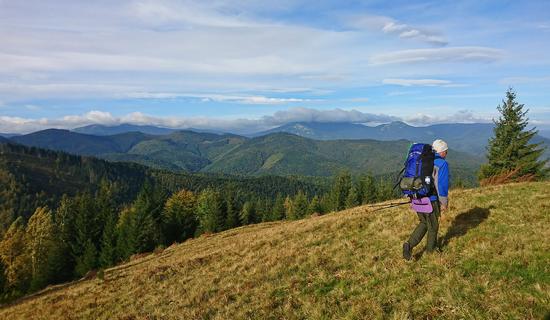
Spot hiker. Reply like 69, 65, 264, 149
402, 139, 449, 260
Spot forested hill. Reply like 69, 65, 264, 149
202, 132, 482, 180
0, 142, 325, 232
8, 129, 484, 182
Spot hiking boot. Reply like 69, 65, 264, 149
403, 242, 412, 261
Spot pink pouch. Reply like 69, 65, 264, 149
410, 197, 433, 213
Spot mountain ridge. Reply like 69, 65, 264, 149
9, 129, 484, 182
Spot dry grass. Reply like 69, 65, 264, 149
479, 168, 537, 187
1, 182, 549, 319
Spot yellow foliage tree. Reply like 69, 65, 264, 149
25, 206, 56, 289
0, 217, 30, 291
162, 189, 197, 244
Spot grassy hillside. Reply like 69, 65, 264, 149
2, 182, 548, 319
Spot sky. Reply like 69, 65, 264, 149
1, 0, 550, 134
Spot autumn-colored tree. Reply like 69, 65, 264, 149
25, 207, 57, 290
0, 217, 30, 293
283, 196, 295, 220
162, 189, 197, 245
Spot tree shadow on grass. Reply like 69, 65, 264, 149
440, 206, 492, 248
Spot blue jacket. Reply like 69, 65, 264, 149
430, 154, 449, 206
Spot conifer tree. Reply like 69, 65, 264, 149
329, 171, 352, 211
71, 193, 98, 276
345, 184, 360, 209
196, 188, 224, 234
307, 195, 322, 215
53, 195, 77, 282
98, 208, 118, 268
272, 194, 286, 221
359, 175, 377, 204
376, 179, 394, 202
115, 207, 137, 261
293, 191, 308, 219
75, 239, 97, 277
132, 181, 166, 247
239, 201, 255, 226
0, 217, 30, 293
162, 189, 197, 245
283, 196, 294, 220
479, 88, 548, 181
224, 195, 240, 229
25, 207, 56, 290
255, 198, 266, 223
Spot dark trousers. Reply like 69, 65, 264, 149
408, 201, 440, 252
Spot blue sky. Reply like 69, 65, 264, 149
1, 0, 549, 133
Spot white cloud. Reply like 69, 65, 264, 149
0, 108, 399, 134
404, 110, 492, 126
370, 47, 504, 65
382, 21, 447, 46
348, 14, 447, 46
262, 107, 397, 125
382, 78, 453, 87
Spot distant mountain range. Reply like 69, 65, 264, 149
5, 121, 548, 181
67, 121, 549, 156
256, 121, 495, 154
256, 121, 550, 157
0, 133, 20, 138
73, 124, 177, 136
6, 128, 484, 183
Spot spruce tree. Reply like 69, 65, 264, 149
293, 191, 308, 219
53, 195, 77, 282
196, 189, 224, 234
272, 194, 286, 221
132, 181, 166, 247
376, 179, 394, 202
329, 171, 352, 211
307, 195, 322, 215
224, 195, 240, 229
239, 201, 255, 226
71, 193, 98, 277
98, 208, 118, 268
345, 185, 360, 209
359, 175, 377, 204
479, 88, 548, 181
75, 239, 97, 277
115, 207, 137, 261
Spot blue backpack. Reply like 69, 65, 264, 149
397, 143, 435, 198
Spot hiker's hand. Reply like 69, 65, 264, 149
441, 204, 448, 211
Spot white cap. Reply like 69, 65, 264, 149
432, 139, 448, 153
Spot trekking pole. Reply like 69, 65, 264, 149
366, 201, 410, 208
366, 201, 411, 213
